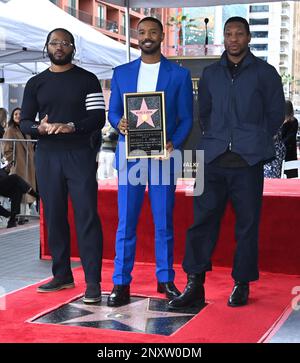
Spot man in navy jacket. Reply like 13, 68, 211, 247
169, 17, 285, 310
107, 17, 193, 307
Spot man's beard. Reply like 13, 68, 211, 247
226, 46, 248, 58
48, 51, 73, 65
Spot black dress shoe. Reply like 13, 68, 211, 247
18, 217, 29, 225
157, 282, 181, 300
107, 285, 130, 307
168, 273, 205, 310
37, 276, 75, 292
7, 217, 17, 228
83, 283, 102, 304
227, 281, 249, 307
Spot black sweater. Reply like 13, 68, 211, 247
20, 65, 106, 150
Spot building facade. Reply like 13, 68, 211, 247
50, 0, 164, 48
43, 1, 300, 106
177, 2, 298, 102
292, 0, 300, 108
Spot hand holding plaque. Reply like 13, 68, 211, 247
124, 91, 167, 159
118, 117, 128, 135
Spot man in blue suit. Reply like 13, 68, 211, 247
107, 17, 193, 307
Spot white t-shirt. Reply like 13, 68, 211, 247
137, 61, 161, 92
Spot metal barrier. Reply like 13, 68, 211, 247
0, 138, 39, 224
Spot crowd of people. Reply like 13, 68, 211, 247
0, 106, 39, 227
0, 15, 299, 310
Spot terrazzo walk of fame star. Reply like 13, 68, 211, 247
33, 294, 206, 336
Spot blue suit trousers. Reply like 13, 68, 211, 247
113, 159, 176, 285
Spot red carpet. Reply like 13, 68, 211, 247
0, 261, 299, 343
40, 178, 300, 275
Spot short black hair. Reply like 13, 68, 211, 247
137, 17, 163, 32
224, 16, 250, 35
43, 28, 76, 58
45, 28, 76, 50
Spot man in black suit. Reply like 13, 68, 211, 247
169, 17, 285, 309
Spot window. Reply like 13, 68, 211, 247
250, 44, 268, 51
252, 31, 269, 38
67, 0, 76, 17
249, 18, 269, 26
250, 5, 269, 13
122, 14, 126, 30
98, 5, 104, 20
97, 5, 105, 28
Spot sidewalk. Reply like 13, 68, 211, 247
0, 221, 80, 293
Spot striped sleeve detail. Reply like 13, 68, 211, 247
85, 92, 105, 111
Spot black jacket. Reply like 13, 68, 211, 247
282, 118, 298, 161
198, 50, 285, 165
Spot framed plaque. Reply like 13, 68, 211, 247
124, 91, 167, 159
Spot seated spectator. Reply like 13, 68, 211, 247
0, 163, 38, 228
3, 107, 37, 223
264, 128, 286, 178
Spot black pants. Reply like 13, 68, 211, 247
35, 147, 103, 284
0, 174, 31, 216
183, 162, 264, 282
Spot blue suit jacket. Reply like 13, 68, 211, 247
108, 55, 193, 170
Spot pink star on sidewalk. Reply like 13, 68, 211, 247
130, 98, 158, 128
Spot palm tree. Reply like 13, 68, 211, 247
282, 72, 294, 98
